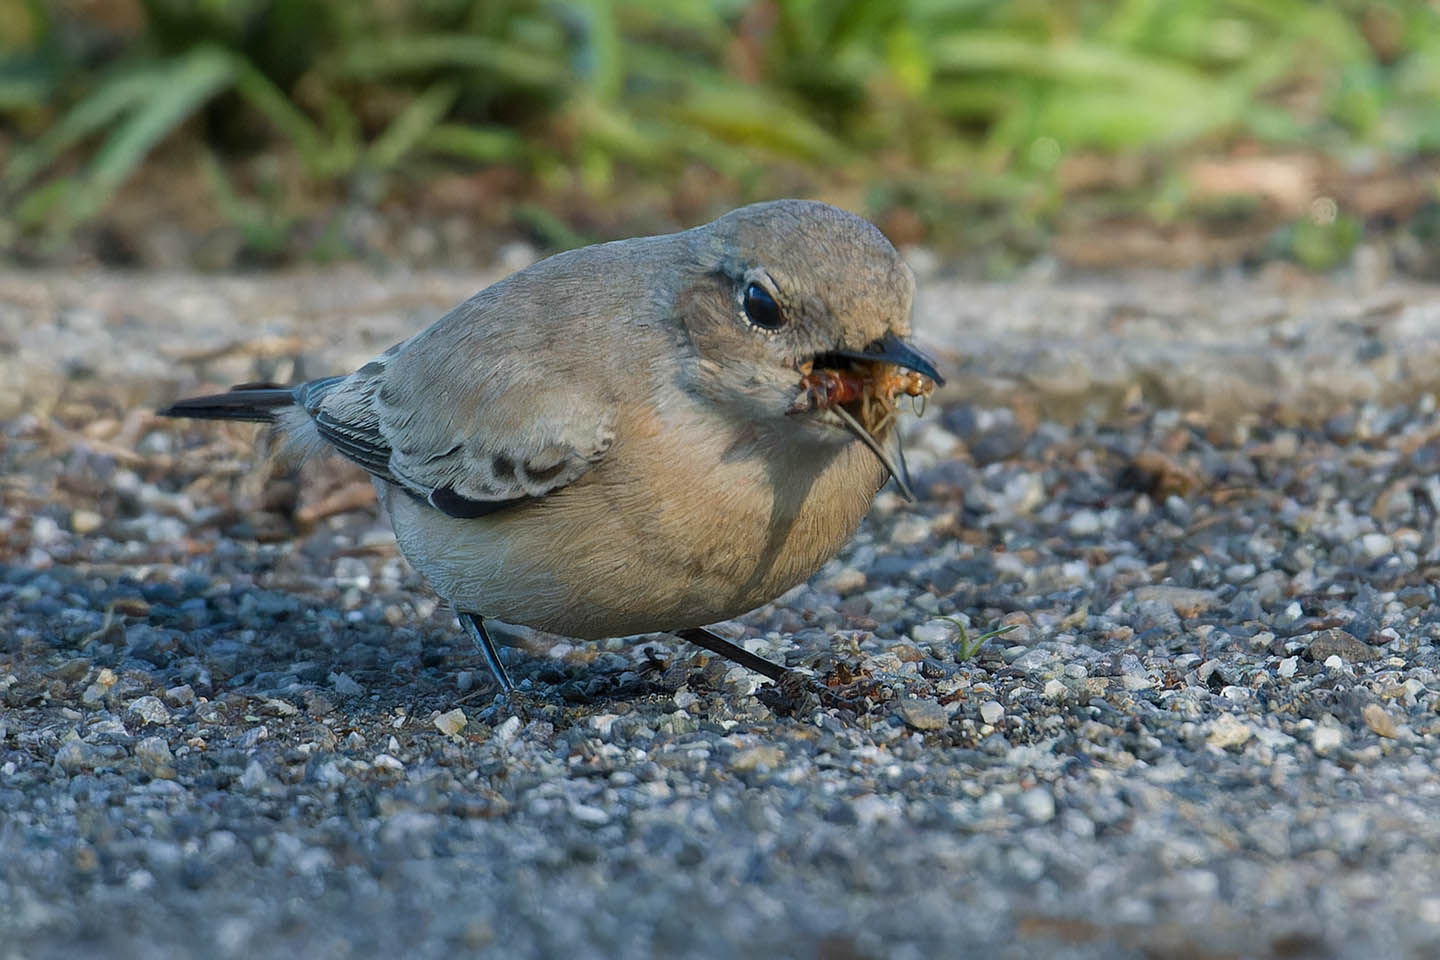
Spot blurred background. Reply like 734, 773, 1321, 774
3, 0, 1439, 275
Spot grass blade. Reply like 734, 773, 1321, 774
231, 57, 332, 176
338, 35, 567, 88
368, 80, 460, 170
5, 65, 163, 191
420, 123, 524, 163
68, 46, 236, 222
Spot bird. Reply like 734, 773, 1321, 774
159, 199, 943, 697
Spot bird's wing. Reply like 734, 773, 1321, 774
299, 302, 618, 519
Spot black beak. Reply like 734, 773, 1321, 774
831, 332, 945, 386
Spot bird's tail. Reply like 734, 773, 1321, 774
156, 382, 298, 423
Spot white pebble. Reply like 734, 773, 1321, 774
494, 716, 523, 744
433, 709, 467, 737
372, 753, 405, 773
1067, 510, 1102, 537
979, 701, 1004, 725
1017, 787, 1055, 823
1359, 533, 1393, 560
127, 696, 170, 726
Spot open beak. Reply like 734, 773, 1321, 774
790, 332, 945, 502
829, 332, 945, 387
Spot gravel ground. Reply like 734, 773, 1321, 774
4, 264, 1440, 959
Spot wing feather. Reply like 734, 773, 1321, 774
296, 294, 619, 519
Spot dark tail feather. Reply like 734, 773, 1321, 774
157, 382, 298, 423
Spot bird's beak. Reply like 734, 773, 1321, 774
787, 331, 944, 503
829, 331, 945, 386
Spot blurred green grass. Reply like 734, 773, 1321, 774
2, 0, 1439, 268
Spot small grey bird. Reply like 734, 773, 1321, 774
160, 200, 943, 695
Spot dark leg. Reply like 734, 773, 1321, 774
674, 627, 792, 684
459, 611, 514, 694
675, 627, 860, 711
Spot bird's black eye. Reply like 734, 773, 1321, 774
742, 281, 784, 331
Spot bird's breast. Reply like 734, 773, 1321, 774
379, 407, 885, 639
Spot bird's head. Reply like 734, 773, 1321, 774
675, 199, 944, 497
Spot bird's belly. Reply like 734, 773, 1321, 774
376, 441, 882, 640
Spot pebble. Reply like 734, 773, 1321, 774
164, 684, 196, 707
1206, 714, 1252, 751
239, 759, 269, 790
493, 716, 523, 744
1306, 629, 1379, 663
71, 509, 104, 534
55, 739, 98, 773
1362, 704, 1398, 739
1017, 787, 1056, 824
911, 618, 959, 646
434, 709, 467, 737
979, 701, 1004, 725
1066, 510, 1102, 537
372, 754, 405, 774
135, 736, 175, 778
1312, 727, 1344, 755
1359, 533, 1393, 560
730, 745, 784, 771
127, 696, 170, 726
898, 698, 947, 731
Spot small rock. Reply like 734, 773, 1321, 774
304, 691, 335, 717
1206, 714, 1252, 751
569, 802, 610, 826
135, 736, 175, 779
55, 739, 98, 773
163, 684, 196, 707
898, 697, 947, 731
1312, 726, 1343, 754
1362, 703, 1398, 739
1277, 657, 1298, 678
260, 697, 299, 717
329, 672, 364, 697
1017, 787, 1056, 824
1127, 449, 1198, 498
911, 619, 958, 647
730, 745, 784, 772
71, 509, 104, 534
434, 708, 467, 737
1359, 533, 1393, 560
979, 700, 1004, 725
373, 754, 405, 774
1132, 585, 1220, 618
494, 716, 523, 743
823, 567, 867, 594
127, 696, 170, 726
1305, 629, 1379, 663
239, 759, 269, 790
1067, 510, 1102, 537
1042, 679, 1067, 700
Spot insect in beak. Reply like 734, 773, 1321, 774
788, 333, 943, 501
